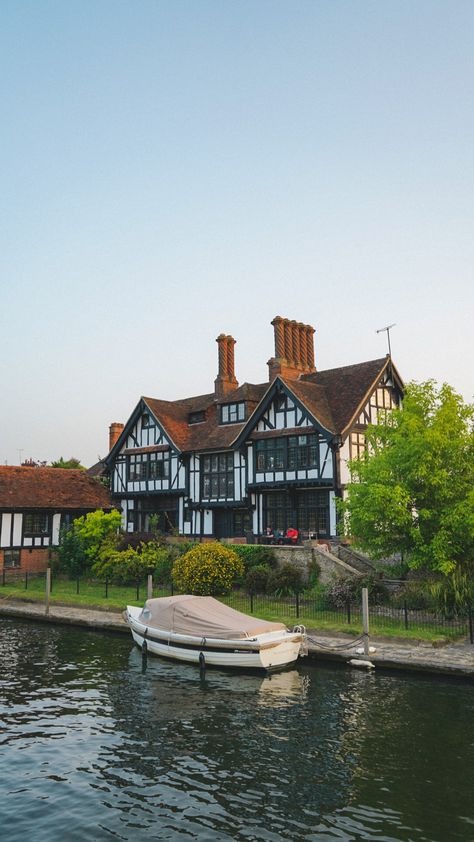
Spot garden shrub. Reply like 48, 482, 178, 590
92, 540, 176, 585
231, 545, 277, 571
171, 542, 244, 595
391, 580, 435, 611
326, 574, 390, 608
57, 509, 122, 577
267, 563, 303, 596
244, 564, 271, 594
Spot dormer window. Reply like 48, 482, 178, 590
189, 410, 206, 425
220, 402, 245, 424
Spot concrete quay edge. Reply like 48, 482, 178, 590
1, 598, 473, 679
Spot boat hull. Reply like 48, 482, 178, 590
126, 606, 303, 671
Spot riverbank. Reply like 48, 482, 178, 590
1, 597, 473, 679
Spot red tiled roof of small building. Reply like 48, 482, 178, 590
0, 467, 114, 510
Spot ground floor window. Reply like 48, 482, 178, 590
4, 550, 20, 568
134, 496, 177, 534
263, 490, 330, 537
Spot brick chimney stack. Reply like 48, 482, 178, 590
267, 316, 316, 381
214, 334, 238, 400
109, 422, 124, 452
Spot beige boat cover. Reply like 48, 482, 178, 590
138, 595, 287, 639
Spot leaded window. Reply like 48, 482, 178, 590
24, 514, 49, 535
220, 403, 246, 424
128, 452, 170, 482
202, 453, 234, 499
256, 434, 319, 472
4, 550, 20, 568
263, 490, 330, 536
350, 431, 366, 461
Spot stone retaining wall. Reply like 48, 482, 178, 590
271, 544, 362, 584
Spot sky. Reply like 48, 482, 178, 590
1, 0, 473, 467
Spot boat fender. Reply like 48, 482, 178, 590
199, 651, 206, 677
348, 658, 375, 669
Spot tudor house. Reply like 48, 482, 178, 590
0, 467, 113, 572
105, 317, 404, 542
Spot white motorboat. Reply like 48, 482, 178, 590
125, 594, 306, 671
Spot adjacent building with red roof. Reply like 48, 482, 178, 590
105, 317, 404, 541
0, 468, 113, 572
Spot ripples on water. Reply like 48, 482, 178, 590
0, 618, 473, 841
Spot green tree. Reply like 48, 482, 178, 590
58, 509, 122, 576
341, 381, 474, 577
51, 457, 86, 470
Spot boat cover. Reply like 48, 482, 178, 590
138, 595, 287, 639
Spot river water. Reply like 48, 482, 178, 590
1, 617, 473, 842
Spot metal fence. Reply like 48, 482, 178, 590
1, 568, 472, 642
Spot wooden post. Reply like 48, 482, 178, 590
147, 574, 153, 600
362, 587, 369, 657
45, 568, 51, 616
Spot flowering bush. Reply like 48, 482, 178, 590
172, 543, 244, 595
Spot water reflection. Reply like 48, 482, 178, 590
1, 617, 473, 841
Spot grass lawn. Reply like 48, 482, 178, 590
0, 575, 464, 644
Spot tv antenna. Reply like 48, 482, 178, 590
376, 323, 396, 357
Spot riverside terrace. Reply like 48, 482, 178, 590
1, 570, 473, 650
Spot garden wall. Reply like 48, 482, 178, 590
271, 544, 363, 585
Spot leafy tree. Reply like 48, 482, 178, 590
57, 509, 122, 576
341, 381, 474, 578
51, 457, 86, 470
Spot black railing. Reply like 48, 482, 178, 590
0, 568, 472, 640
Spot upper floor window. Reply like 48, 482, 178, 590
220, 403, 245, 424
350, 431, 366, 461
189, 411, 206, 425
24, 513, 49, 535
141, 412, 153, 429
256, 434, 319, 472
202, 453, 234, 498
128, 452, 170, 482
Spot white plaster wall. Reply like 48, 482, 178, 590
12, 514, 22, 546
52, 514, 61, 545
329, 491, 337, 537
1, 513, 12, 548
339, 439, 351, 485
203, 510, 213, 534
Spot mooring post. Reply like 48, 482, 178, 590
45, 567, 51, 616
147, 574, 153, 600
362, 587, 369, 657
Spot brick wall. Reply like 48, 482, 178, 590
0, 548, 53, 573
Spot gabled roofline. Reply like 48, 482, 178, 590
105, 397, 182, 465
232, 376, 336, 449
340, 356, 405, 436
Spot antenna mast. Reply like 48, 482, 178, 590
376, 323, 396, 356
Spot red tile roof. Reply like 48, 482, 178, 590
125, 357, 398, 455
302, 357, 391, 432
0, 467, 114, 510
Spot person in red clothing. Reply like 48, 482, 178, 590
285, 527, 299, 544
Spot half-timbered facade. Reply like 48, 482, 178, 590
106, 318, 403, 541
0, 467, 113, 572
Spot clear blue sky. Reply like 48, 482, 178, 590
1, 0, 473, 466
